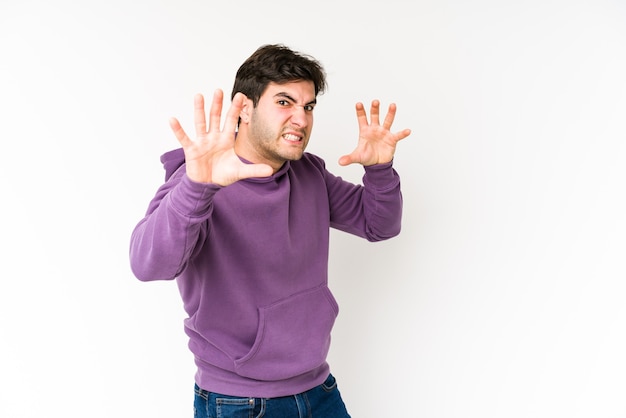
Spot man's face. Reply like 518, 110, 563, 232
243, 80, 317, 171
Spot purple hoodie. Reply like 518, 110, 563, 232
129, 148, 402, 397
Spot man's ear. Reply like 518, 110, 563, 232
240, 96, 252, 123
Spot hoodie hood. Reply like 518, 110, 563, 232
160, 148, 185, 181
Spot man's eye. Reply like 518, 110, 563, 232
277, 100, 289, 106
304, 105, 315, 112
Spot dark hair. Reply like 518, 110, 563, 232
231, 44, 327, 106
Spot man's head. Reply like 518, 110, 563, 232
232, 45, 328, 172
231, 44, 327, 106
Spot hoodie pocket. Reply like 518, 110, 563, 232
234, 285, 339, 381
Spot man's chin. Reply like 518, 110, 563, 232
284, 150, 305, 161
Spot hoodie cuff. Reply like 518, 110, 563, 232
169, 174, 222, 218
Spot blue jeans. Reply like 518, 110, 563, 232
193, 374, 351, 418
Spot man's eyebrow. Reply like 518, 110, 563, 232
274, 92, 317, 106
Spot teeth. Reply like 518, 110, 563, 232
283, 134, 301, 141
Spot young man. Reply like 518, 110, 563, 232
129, 44, 411, 417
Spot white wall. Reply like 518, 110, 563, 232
1, 0, 625, 417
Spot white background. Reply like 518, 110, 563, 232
1, 0, 625, 417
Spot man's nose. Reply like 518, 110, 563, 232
290, 106, 308, 126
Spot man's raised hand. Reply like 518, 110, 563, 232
169, 90, 273, 186
338, 100, 411, 167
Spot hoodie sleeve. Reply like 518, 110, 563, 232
129, 151, 222, 281
324, 159, 403, 242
